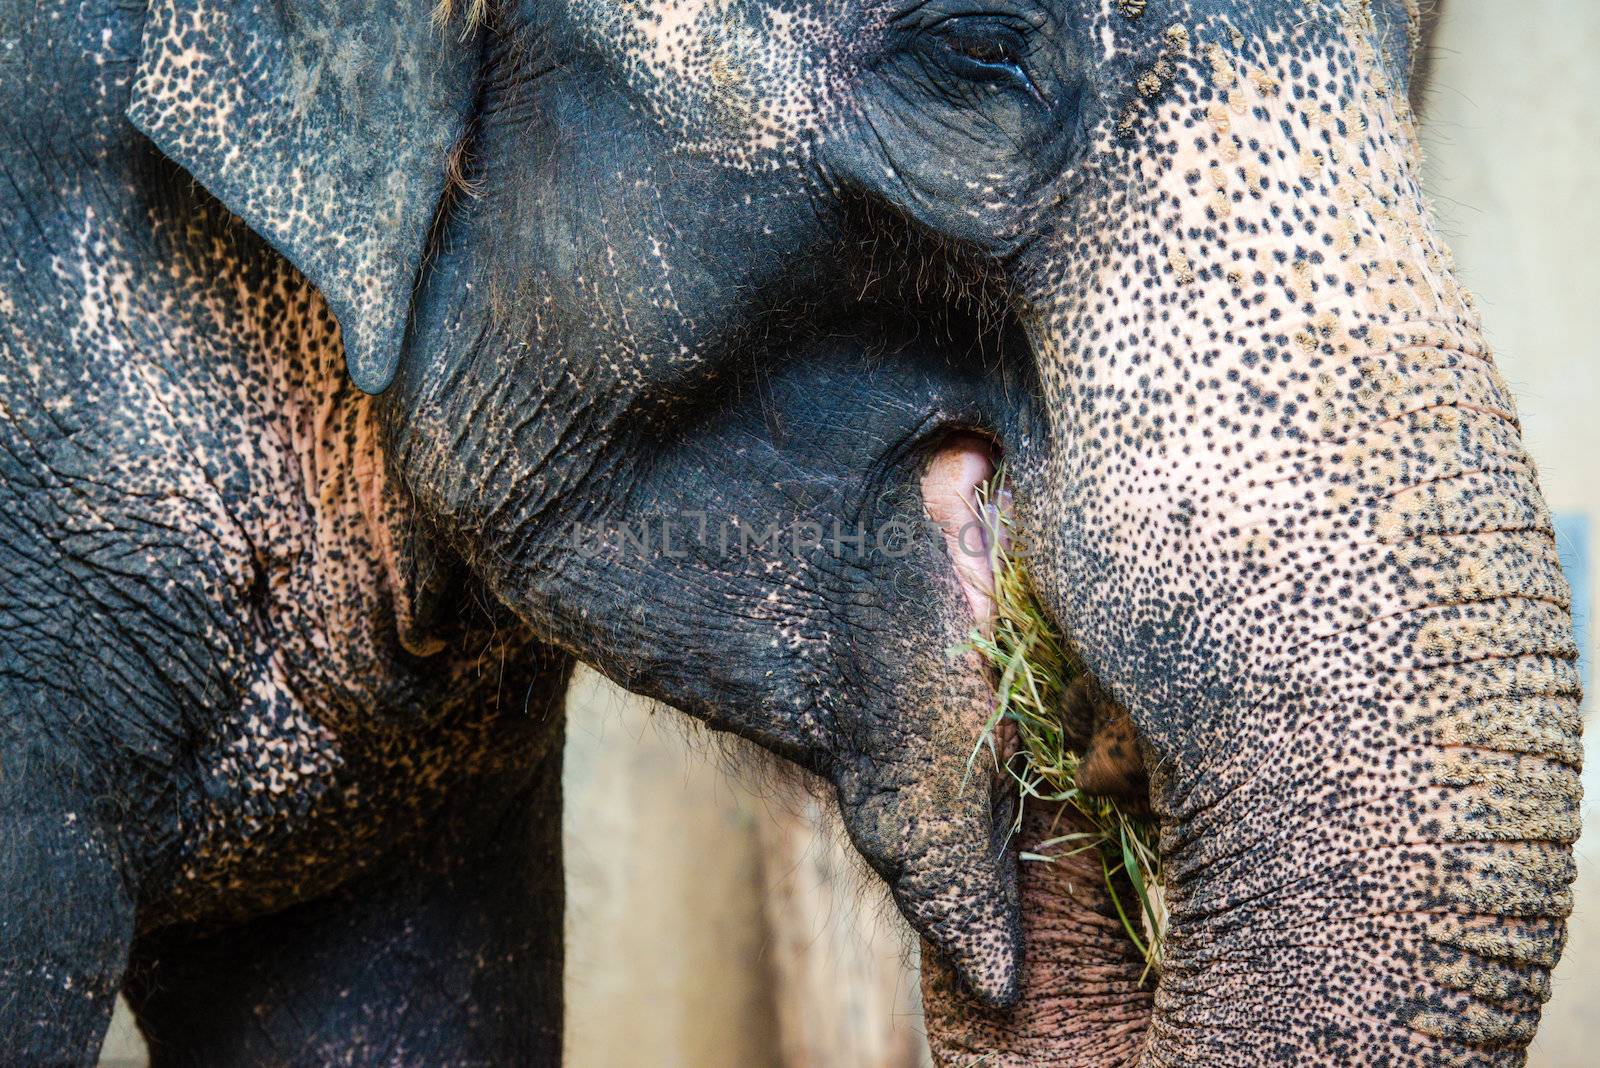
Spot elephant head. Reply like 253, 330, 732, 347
127, 0, 1581, 1061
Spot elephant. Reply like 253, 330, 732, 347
0, 0, 1580, 1063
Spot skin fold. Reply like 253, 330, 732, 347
0, 0, 1579, 1066
921, 800, 1154, 1067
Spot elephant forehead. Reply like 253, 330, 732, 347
1007, 7, 1486, 685
1033, 7, 1452, 430
559, 0, 867, 163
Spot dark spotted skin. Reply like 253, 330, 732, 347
0, 0, 1581, 1066
918, 2, 1581, 1064
1, 5, 562, 1064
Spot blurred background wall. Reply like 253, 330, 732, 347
559, 671, 929, 1068
97, 1, 1600, 1064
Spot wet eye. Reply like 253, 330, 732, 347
941, 28, 1018, 68
929, 19, 1037, 97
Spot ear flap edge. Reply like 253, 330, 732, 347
126, 0, 479, 394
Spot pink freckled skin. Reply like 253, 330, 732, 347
922, 435, 1000, 625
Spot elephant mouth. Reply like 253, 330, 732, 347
921, 432, 1005, 633
922, 430, 1026, 792
917, 428, 1164, 1011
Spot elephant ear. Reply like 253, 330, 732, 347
127, 0, 479, 394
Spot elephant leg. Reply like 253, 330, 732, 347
0, 742, 136, 1067
125, 741, 565, 1068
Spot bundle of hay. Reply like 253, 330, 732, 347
961, 474, 1166, 981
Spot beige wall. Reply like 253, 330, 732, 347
562, 669, 925, 1068
562, 672, 782, 1068
1418, 3, 1600, 1064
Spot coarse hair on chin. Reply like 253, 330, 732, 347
432, 0, 488, 31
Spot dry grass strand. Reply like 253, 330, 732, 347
960, 472, 1167, 981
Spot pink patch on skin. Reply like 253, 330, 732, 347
922, 435, 1002, 629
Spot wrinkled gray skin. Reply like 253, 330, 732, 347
0, 0, 1581, 1065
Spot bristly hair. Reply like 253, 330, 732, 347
433, 0, 488, 30
1408, 0, 1446, 119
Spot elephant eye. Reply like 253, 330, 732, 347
942, 27, 1016, 67
928, 18, 1040, 101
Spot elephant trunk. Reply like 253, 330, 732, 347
923, 12, 1581, 1064
923, 361, 1582, 1066
1138, 473, 1582, 1063
1146, 550, 1579, 1063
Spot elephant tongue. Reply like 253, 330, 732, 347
921, 434, 1003, 630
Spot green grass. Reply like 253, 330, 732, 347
958, 473, 1166, 983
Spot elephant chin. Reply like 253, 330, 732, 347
825, 431, 1030, 1010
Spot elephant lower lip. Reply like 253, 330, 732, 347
921, 433, 1005, 630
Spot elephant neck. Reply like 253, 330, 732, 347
205, 223, 525, 717
0, 89, 567, 923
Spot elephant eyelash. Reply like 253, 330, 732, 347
432, 0, 488, 31
925, 18, 1045, 104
